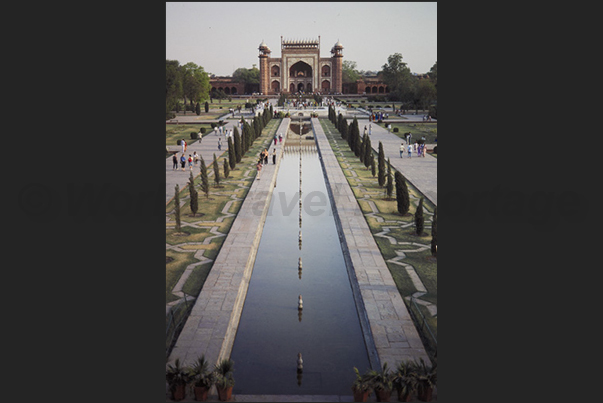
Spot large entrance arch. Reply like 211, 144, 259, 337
290, 61, 312, 78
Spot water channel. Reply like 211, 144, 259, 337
229, 122, 371, 395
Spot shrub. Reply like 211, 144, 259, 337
433, 146, 437, 154
190, 132, 197, 140
200, 128, 206, 134
393, 127, 399, 133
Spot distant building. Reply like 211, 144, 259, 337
208, 38, 429, 96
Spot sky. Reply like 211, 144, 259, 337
166, 2, 436, 76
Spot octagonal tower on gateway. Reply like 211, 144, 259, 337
258, 37, 343, 95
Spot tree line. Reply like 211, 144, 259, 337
328, 106, 436, 256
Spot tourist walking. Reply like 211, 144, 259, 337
193, 151, 199, 166
181, 139, 185, 154
400, 143, 404, 158
408, 144, 412, 159
272, 148, 276, 165
172, 153, 178, 170
256, 160, 262, 180
364, 126, 368, 136
279, 133, 283, 143
422, 143, 427, 157
368, 124, 372, 135
218, 137, 222, 151
180, 153, 186, 170
274, 133, 278, 146
188, 155, 193, 171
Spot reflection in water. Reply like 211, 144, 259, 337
229, 147, 370, 395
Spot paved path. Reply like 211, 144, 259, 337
166, 112, 257, 204
168, 119, 292, 368
312, 118, 430, 369
349, 119, 437, 206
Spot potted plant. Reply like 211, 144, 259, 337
415, 358, 437, 402
367, 362, 395, 402
214, 359, 235, 402
351, 367, 372, 402
166, 358, 191, 401
191, 355, 215, 401
393, 360, 418, 402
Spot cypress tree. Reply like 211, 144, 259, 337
415, 197, 424, 235
359, 134, 366, 164
341, 118, 348, 141
354, 123, 361, 157
364, 134, 372, 169
188, 171, 198, 217
431, 206, 437, 256
227, 136, 236, 169
370, 154, 376, 177
199, 157, 210, 199
195, 102, 201, 115
378, 141, 386, 187
223, 157, 230, 179
213, 153, 221, 187
174, 184, 181, 232
386, 158, 393, 199
234, 127, 242, 163
395, 171, 410, 215
204, 101, 209, 113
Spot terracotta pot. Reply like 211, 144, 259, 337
194, 385, 209, 401
353, 390, 369, 402
376, 389, 392, 402
418, 386, 433, 401
170, 383, 186, 401
397, 389, 412, 402
217, 386, 233, 402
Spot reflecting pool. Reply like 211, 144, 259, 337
229, 140, 371, 395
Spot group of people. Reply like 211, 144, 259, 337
368, 111, 388, 122
172, 151, 201, 171
273, 133, 283, 145
400, 142, 428, 158
256, 147, 277, 180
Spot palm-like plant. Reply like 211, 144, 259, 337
352, 366, 372, 393
415, 358, 437, 401
191, 355, 214, 388
366, 362, 394, 401
214, 358, 235, 389
393, 360, 418, 402
166, 358, 191, 401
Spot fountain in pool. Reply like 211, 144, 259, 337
228, 120, 371, 395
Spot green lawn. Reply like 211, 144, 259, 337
166, 119, 281, 305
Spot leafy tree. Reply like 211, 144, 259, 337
232, 66, 260, 94
173, 184, 181, 232
417, 79, 437, 113
227, 136, 236, 169
181, 62, 210, 105
431, 206, 437, 256
429, 61, 437, 88
166, 60, 183, 117
342, 60, 361, 83
199, 157, 210, 199
395, 171, 410, 215
188, 171, 198, 217
381, 53, 413, 102
415, 197, 424, 235
213, 153, 221, 187
378, 141, 386, 187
